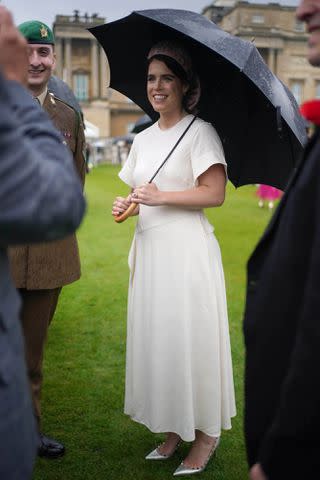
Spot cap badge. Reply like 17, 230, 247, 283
40, 25, 48, 38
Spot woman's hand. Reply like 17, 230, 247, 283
112, 195, 132, 217
132, 183, 164, 206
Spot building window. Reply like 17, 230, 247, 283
290, 80, 304, 105
73, 73, 89, 101
252, 14, 264, 24
294, 20, 305, 32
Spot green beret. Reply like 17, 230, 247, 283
18, 20, 55, 45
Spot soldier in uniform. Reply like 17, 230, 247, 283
8, 20, 86, 459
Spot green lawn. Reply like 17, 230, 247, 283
33, 165, 273, 480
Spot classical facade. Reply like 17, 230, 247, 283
53, 11, 141, 138
202, 0, 320, 104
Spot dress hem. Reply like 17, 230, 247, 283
124, 411, 235, 442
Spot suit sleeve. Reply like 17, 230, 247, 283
0, 75, 86, 246
258, 157, 320, 478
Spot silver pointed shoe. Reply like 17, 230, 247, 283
173, 437, 220, 476
145, 441, 181, 460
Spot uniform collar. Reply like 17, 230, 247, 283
35, 87, 48, 106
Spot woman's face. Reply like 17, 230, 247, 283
147, 59, 187, 116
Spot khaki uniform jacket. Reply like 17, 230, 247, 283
9, 92, 86, 289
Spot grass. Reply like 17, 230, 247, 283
33, 165, 273, 480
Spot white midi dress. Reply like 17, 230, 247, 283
119, 115, 236, 442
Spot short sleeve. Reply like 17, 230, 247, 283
191, 122, 227, 182
118, 139, 137, 187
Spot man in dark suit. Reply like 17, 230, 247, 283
8, 20, 86, 459
244, 1, 320, 479
0, 7, 85, 479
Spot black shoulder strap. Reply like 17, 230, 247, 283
149, 116, 197, 183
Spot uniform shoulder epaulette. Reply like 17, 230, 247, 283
48, 92, 84, 139
48, 91, 76, 113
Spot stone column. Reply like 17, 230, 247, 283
268, 48, 276, 74
305, 75, 315, 101
100, 46, 110, 99
54, 38, 63, 78
64, 38, 72, 87
91, 40, 99, 98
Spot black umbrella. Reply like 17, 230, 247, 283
89, 9, 307, 189
131, 114, 153, 134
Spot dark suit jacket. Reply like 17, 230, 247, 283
0, 75, 85, 479
243, 130, 320, 479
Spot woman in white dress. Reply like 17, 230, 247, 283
112, 40, 236, 476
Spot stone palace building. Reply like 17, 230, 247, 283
203, 0, 320, 103
53, 11, 141, 138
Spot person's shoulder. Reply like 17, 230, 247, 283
48, 93, 84, 135
191, 117, 217, 138
193, 116, 216, 133
49, 93, 79, 117
192, 116, 223, 148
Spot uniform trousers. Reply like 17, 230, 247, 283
19, 288, 62, 428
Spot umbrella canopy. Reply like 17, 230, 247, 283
89, 9, 307, 189
131, 114, 153, 134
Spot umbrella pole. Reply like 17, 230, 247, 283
114, 202, 138, 223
